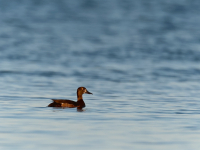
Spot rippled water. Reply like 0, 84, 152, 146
0, 0, 200, 149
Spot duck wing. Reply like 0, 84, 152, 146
52, 99, 76, 104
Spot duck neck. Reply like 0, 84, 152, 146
77, 96, 83, 101
76, 89, 85, 108
77, 90, 83, 101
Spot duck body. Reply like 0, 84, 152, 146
48, 99, 85, 108
48, 87, 92, 108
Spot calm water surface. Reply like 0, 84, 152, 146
0, 0, 200, 149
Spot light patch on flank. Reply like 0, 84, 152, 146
61, 103, 75, 108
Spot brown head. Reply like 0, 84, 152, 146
77, 87, 92, 100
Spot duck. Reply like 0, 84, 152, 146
48, 87, 92, 109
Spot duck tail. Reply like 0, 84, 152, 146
47, 101, 61, 107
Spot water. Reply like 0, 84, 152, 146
0, 0, 200, 149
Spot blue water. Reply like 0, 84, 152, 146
0, 0, 200, 149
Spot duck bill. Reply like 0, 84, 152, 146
86, 91, 93, 94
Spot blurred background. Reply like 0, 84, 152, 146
0, 0, 200, 149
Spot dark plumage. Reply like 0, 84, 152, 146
48, 87, 92, 109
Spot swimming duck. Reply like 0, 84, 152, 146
48, 87, 92, 108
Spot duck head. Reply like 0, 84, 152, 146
77, 87, 92, 100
